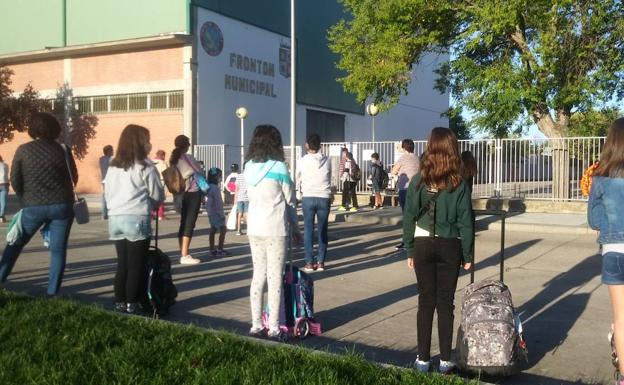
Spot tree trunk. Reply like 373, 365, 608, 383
534, 111, 570, 201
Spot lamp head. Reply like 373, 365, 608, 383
366, 103, 379, 117
235, 107, 248, 119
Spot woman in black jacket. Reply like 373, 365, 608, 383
0, 112, 77, 296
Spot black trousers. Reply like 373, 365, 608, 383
114, 238, 150, 304
178, 191, 202, 238
413, 236, 462, 361
341, 181, 358, 208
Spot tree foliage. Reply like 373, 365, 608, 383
329, 1, 624, 138
0, 66, 97, 159
567, 108, 620, 137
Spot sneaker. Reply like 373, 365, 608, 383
114, 302, 126, 313
303, 263, 316, 272
439, 360, 455, 374
0, 216, 5, 223
180, 255, 200, 265
267, 330, 288, 343
236, 231, 242, 236
248, 327, 266, 339
216, 249, 228, 257
377, 205, 384, 210
338, 206, 347, 211
158, 217, 165, 221
414, 356, 430, 373
316, 262, 325, 271
126, 303, 145, 315
395, 242, 404, 250
349, 207, 358, 212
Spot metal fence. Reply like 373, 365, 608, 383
194, 145, 302, 175
195, 136, 605, 202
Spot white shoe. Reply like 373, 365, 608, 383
180, 255, 200, 265
439, 360, 455, 374
414, 357, 430, 373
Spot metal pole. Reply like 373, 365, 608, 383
289, 0, 296, 180
240, 118, 244, 166
500, 212, 506, 282
372, 116, 375, 144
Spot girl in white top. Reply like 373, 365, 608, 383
104, 124, 164, 315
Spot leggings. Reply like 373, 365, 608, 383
249, 236, 287, 333
178, 191, 202, 238
114, 238, 150, 304
413, 236, 461, 362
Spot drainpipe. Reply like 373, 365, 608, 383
62, 0, 67, 47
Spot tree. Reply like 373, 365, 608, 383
0, 66, 47, 142
567, 108, 620, 137
329, 1, 624, 139
0, 66, 97, 159
444, 107, 472, 139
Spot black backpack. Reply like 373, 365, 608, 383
145, 220, 177, 318
379, 166, 389, 189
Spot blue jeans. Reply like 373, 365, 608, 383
0, 203, 74, 295
399, 189, 408, 212
0, 184, 7, 217
302, 197, 330, 264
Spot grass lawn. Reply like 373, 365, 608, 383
0, 290, 474, 385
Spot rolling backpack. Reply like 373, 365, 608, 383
145, 218, 178, 318
456, 235, 527, 376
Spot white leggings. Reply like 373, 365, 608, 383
249, 236, 287, 333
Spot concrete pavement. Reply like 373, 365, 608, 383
0, 206, 613, 385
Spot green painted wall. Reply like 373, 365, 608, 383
193, 0, 362, 114
0, 0, 188, 55
0, 0, 65, 55
66, 0, 187, 46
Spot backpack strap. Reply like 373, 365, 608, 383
415, 185, 442, 237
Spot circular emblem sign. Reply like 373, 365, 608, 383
200, 22, 224, 57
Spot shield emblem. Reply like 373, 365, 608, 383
279, 42, 291, 78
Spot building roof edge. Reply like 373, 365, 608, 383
0, 33, 192, 64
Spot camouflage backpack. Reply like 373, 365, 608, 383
456, 280, 527, 377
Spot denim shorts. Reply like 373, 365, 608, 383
108, 215, 151, 242
602, 252, 624, 285
209, 214, 225, 229
236, 201, 249, 214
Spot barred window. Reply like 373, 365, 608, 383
71, 90, 183, 115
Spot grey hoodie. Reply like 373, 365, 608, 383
297, 152, 332, 199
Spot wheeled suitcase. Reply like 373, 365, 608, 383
456, 212, 527, 376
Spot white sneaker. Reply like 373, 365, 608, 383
414, 357, 430, 373
439, 360, 455, 374
180, 255, 200, 265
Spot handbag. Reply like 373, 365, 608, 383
226, 205, 238, 230
6, 209, 23, 245
182, 155, 210, 195
62, 145, 89, 224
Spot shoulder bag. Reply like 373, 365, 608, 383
62, 144, 89, 224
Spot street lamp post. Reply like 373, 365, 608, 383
290, 0, 296, 180
366, 103, 379, 144
236, 107, 248, 166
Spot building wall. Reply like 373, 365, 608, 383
2, 47, 187, 194
0, 0, 188, 55
71, 48, 184, 88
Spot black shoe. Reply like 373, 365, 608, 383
248, 328, 267, 339
395, 242, 404, 250
267, 330, 288, 343
114, 302, 126, 313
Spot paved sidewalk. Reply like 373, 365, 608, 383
0, 210, 612, 385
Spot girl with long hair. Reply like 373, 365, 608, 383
170, 135, 203, 264
460, 150, 478, 193
402, 127, 474, 374
244, 125, 301, 342
105, 124, 164, 314
588, 118, 624, 384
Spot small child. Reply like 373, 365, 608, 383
370, 152, 384, 209
205, 168, 228, 257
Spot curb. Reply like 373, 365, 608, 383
488, 222, 592, 235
